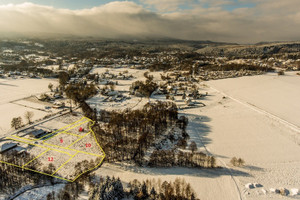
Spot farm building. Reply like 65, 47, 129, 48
0, 142, 18, 153
29, 129, 47, 138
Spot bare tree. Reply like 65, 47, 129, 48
237, 158, 245, 166
24, 111, 34, 124
230, 157, 238, 166
231, 157, 245, 167
48, 83, 53, 92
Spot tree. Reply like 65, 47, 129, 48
177, 138, 187, 149
182, 92, 186, 100
189, 141, 197, 153
109, 83, 115, 91
150, 187, 157, 199
47, 163, 56, 174
48, 83, 53, 92
24, 111, 34, 124
46, 192, 55, 200
210, 156, 216, 168
277, 70, 285, 75
58, 71, 70, 86
144, 71, 149, 78
61, 192, 71, 200
230, 157, 238, 166
237, 158, 245, 166
11, 117, 22, 129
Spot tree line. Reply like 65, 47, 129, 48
49, 175, 199, 200
149, 150, 216, 168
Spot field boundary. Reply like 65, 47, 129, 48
0, 116, 105, 182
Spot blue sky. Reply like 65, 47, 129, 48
0, 0, 256, 11
0, 0, 116, 9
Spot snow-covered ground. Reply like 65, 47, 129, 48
0, 78, 57, 135
196, 72, 300, 199
0, 103, 49, 135
94, 71, 300, 200
87, 67, 162, 111
3, 70, 300, 200
14, 184, 65, 200
97, 163, 240, 200
0, 78, 57, 104
91, 67, 162, 91
207, 71, 300, 129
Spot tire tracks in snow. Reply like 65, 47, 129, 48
191, 124, 243, 200
208, 85, 300, 138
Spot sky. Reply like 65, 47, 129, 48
0, 0, 299, 43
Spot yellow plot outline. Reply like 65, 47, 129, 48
0, 117, 106, 182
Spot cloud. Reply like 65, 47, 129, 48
0, 1, 300, 43
199, 0, 234, 7
140, 0, 194, 12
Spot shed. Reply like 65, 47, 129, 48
0, 142, 18, 153
30, 129, 47, 138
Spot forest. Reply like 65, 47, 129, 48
93, 101, 181, 165
47, 175, 199, 200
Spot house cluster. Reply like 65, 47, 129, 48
0, 70, 40, 79
197, 69, 264, 81
96, 70, 133, 82
36, 92, 65, 110
100, 89, 130, 103
95, 52, 179, 67
212, 57, 300, 70
152, 78, 207, 107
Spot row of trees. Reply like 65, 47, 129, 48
91, 176, 199, 199
52, 175, 199, 200
127, 178, 198, 200
149, 150, 216, 168
197, 63, 274, 72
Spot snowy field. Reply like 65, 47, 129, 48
0, 103, 49, 135
194, 72, 300, 199
0, 78, 57, 135
207, 71, 300, 128
0, 78, 57, 104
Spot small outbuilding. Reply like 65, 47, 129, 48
29, 129, 47, 138
0, 142, 18, 153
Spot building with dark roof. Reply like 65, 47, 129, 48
0, 142, 17, 153
29, 129, 47, 138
